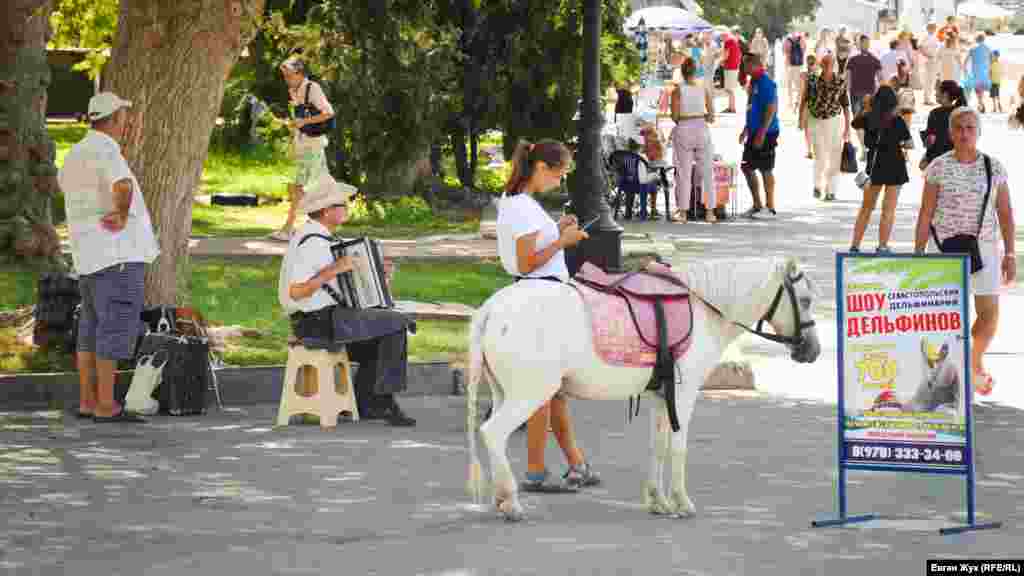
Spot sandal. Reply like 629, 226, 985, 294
671, 209, 687, 223
973, 372, 994, 396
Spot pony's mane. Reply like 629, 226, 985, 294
679, 257, 793, 321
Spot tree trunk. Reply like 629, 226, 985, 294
364, 156, 422, 200
0, 1, 62, 268
103, 0, 264, 305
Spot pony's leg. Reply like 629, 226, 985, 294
669, 362, 704, 518
643, 399, 674, 515
480, 396, 550, 522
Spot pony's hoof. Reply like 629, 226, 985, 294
671, 491, 696, 517
498, 499, 524, 522
643, 484, 673, 516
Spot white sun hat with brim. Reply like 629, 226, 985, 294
298, 173, 357, 215
87, 92, 133, 121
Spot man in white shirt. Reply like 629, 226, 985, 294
58, 92, 160, 423
280, 175, 416, 426
921, 22, 941, 105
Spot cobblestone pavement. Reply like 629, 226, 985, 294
1, 397, 1022, 575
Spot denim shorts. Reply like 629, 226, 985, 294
77, 262, 145, 360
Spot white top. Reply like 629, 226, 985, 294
677, 84, 706, 116
289, 78, 334, 152
279, 219, 344, 314
921, 34, 940, 60
925, 152, 1007, 243
58, 130, 159, 276
880, 50, 904, 83
497, 192, 569, 280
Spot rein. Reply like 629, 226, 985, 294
686, 271, 814, 348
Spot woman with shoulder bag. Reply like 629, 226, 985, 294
915, 107, 1016, 396
850, 86, 912, 253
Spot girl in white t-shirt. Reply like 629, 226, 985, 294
495, 139, 599, 492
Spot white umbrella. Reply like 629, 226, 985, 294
956, 1, 1012, 19
625, 6, 713, 37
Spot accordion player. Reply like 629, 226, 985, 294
329, 237, 395, 309
279, 174, 416, 426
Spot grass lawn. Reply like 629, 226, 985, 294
0, 259, 511, 374
49, 123, 489, 239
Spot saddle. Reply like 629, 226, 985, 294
571, 262, 693, 386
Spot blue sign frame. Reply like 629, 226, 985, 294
812, 253, 1001, 535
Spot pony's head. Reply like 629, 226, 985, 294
762, 258, 821, 364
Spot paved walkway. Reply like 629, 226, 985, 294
2, 397, 1022, 575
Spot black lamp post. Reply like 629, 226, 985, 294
566, 0, 623, 274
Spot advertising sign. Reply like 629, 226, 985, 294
840, 255, 970, 472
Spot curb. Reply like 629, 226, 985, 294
0, 359, 756, 411
0, 361, 460, 411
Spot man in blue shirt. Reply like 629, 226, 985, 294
740, 52, 780, 219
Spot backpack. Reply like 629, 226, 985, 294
295, 79, 336, 137
788, 37, 804, 67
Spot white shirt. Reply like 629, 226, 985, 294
880, 50, 904, 83
497, 192, 569, 280
279, 219, 343, 314
58, 130, 159, 276
921, 34, 940, 60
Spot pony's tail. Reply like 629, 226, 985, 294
465, 300, 489, 503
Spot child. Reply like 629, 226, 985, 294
1011, 76, 1024, 129
990, 50, 1003, 113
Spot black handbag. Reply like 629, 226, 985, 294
296, 81, 335, 137
932, 154, 992, 274
840, 141, 858, 174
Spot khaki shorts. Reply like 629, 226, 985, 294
724, 69, 740, 91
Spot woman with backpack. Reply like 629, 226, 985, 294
270, 58, 336, 242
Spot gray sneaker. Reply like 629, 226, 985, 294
522, 469, 578, 493
563, 462, 601, 488
742, 206, 763, 219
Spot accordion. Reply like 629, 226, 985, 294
330, 237, 395, 309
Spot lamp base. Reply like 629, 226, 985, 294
565, 226, 623, 275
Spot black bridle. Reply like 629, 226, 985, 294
735, 271, 816, 348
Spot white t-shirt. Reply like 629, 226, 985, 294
497, 192, 569, 280
925, 152, 1007, 243
279, 219, 344, 314
880, 50, 904, 83
58, 130, 160, 276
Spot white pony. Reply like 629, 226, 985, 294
465, 257, 822, 522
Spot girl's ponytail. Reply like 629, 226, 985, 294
504, 140, 533, 194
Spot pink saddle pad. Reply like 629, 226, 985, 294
571, 282, 693, 368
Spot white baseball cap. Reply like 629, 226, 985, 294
87, 92, 133, 121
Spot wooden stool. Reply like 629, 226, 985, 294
276, 343, 358, 429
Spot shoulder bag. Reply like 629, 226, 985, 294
296, 82, 336, 137
931, 154, 992, 273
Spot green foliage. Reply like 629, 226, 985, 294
699, 0, 820, 41
347, 195, 438, 227
48, 0, 118, 78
